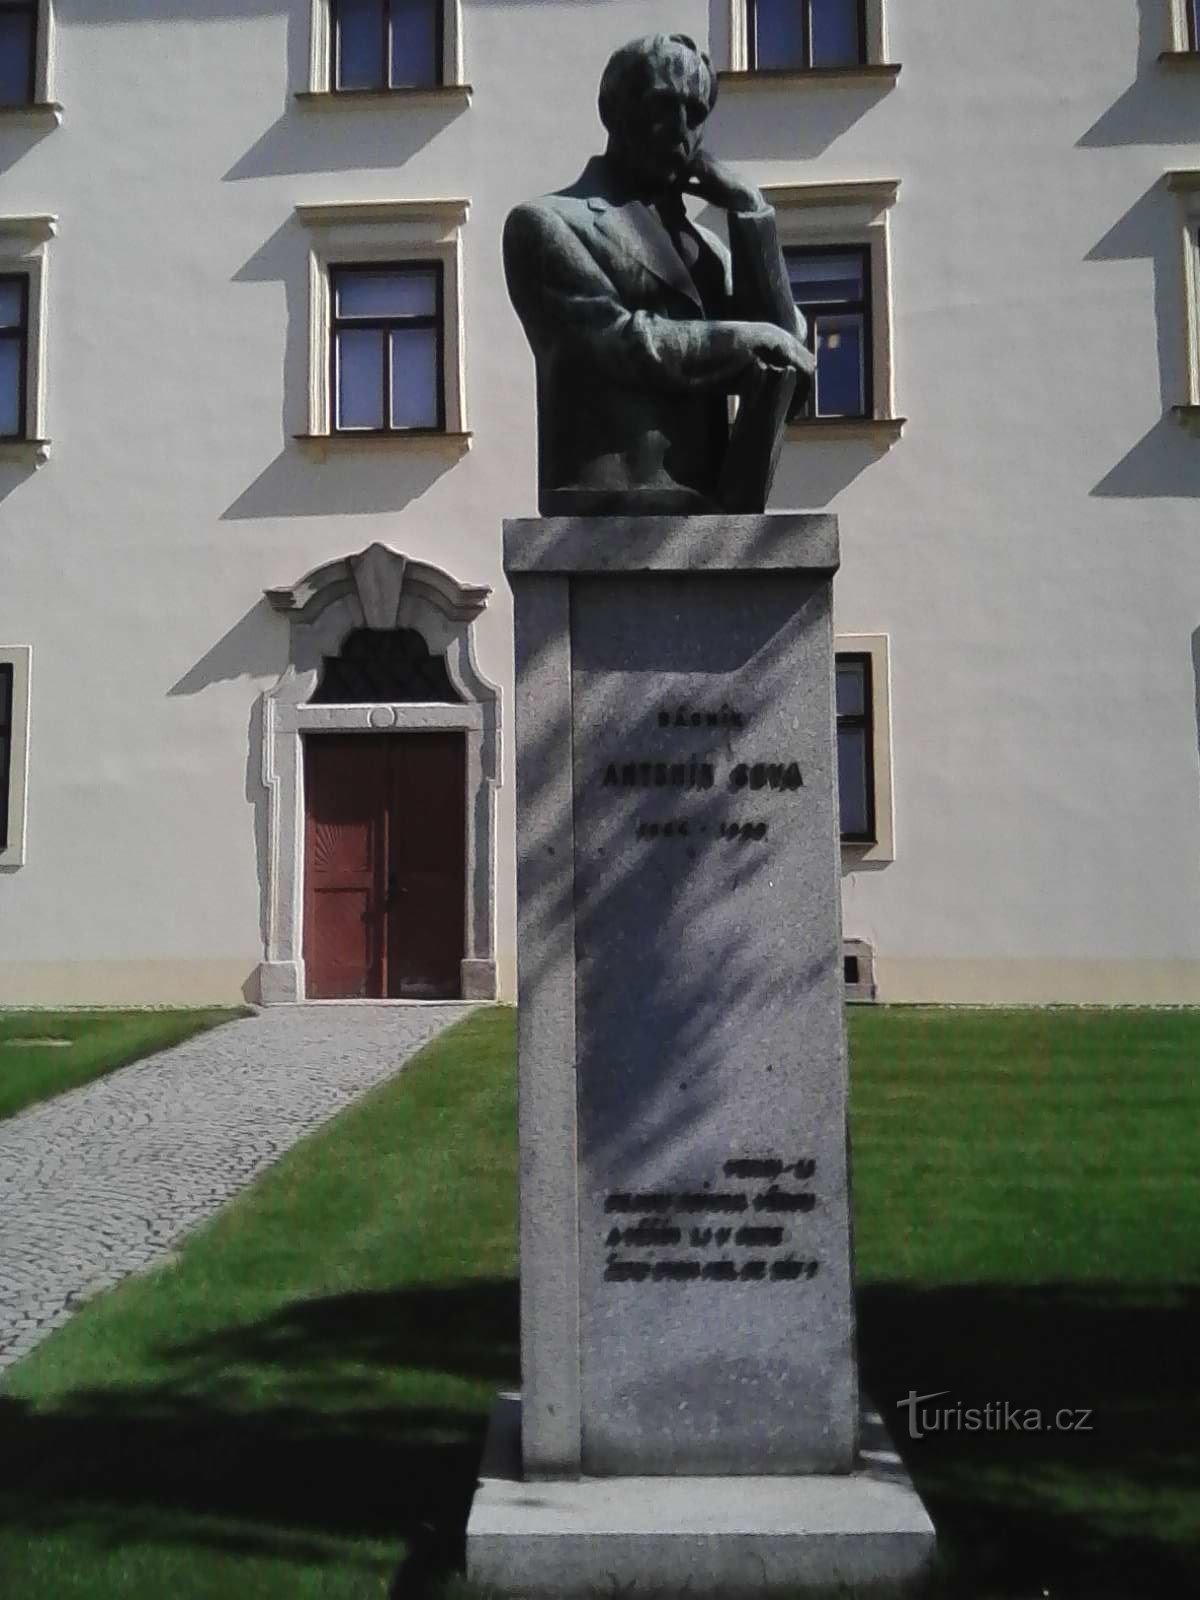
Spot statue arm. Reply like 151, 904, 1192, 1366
727, 207, 805, 337
503, 202, 787, 396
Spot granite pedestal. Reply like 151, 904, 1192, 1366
467, 516, 934, 1594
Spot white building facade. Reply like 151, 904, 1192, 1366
2, 0, 1200, 1007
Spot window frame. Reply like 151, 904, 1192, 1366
330, 0, 444, 93
0, 0, 37, 106
763, 179, 901, 443
746, 0, 867, 73
1165, 173, 1200, 429
1191, 0, 1200, 50
835, 635, 893, 862
329, 260, 446, 436
0, 645, 31, 867
0, 214, 52, 459
786, 242, 873, 422
835, 648, 875, 843
721, 0, 892, 77
307, 0, 465, 97
0, 270, 28, 441
294, 198, 469, 446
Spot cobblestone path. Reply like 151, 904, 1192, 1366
0, 1003, 477, 1375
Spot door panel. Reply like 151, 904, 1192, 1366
304, 736, 388, 999
303, 732, 466, 1000
389, 733, 467, 999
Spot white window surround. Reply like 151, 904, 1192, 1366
258, 542, 500, 1005
761, 179, 902, 444
1163, 1, 1199, 58
836, 633, 894, 863
294, 198, 469, 448
1166, 171, 1200, 432
0, 0, 60, 121
718, 0, 896, 81
0, 645, 31, 868
0, 214, 53, 463
304, 0, 467, 100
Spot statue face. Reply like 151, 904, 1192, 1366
609, 56, 710, 191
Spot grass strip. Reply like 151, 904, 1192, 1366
0, 1008, 249, 1122
1, 1006, 1197, 1598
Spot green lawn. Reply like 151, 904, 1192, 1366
0, 1006, 1196, 1599
0, 1009, 249, 1122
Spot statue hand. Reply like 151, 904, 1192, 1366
744, 323, 817, 376
684, 149, 765, 214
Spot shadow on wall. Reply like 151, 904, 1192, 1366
224, 219, 467, 519
168, 599, 291, 983
1191, 626, 1200, 807
0, 119, 57, 179
770, 437, 888, 509
1079, 0, 1200, 148
1087, 181, 1200, 496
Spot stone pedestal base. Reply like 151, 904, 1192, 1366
466, 1395, 936, 1598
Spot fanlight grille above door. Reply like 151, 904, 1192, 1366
310, 627, 465, 704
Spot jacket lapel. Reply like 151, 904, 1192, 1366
592, 198, 705, 312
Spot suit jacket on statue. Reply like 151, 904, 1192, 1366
503, 155, 806, 515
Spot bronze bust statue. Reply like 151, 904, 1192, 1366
503, 32, 814, 516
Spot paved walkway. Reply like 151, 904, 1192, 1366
0, 1003, 477, 1375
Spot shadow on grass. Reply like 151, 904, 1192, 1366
858, 1281, 1200, 1599
0, 1279, 519, 1597
3, 1278, 1197, 1599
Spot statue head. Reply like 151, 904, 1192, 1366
598, 33, 719, 192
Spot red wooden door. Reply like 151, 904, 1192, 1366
304, 734, 466, 1000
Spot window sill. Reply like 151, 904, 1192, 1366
0, 101, 63, 127
294, 430, 472, 459
1159, 51, 1200, 66
786, 417, 904, 446
295, 85, 472, 108
717, 64, 900, 90
0, 438, 50, 464
841, 839, 894, 865
1172, 404, 1200, 434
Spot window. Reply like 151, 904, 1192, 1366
0, 215, 51, 457
836, 652, 874, 841
763, 180, 900, 441
0, 274, 27, 438
835, 636, 893, 860
305, 0, 464, 96
786, 246, 871, 420
295, 198, 468, 445
332, 0, 440, 90
0, 1, 35, 105
331, 263, 443, 433
0, 646, 30, 866
747, 0, 865, 70
1165, 172, 1200, 430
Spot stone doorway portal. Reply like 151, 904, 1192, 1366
257, 544, 500, 1005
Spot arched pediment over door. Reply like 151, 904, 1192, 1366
257, 543, 500, 1004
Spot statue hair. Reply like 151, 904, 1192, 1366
597, 33, 718, 132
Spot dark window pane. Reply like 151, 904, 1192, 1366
787, 252, 865, 304
391, 0, 438, 87
837, 726, 870, 837
0, 339, 21, 435
336, 0, 385, 89
0, 663, 10, 851
390, 326, 438, 427
0, 12, 33, 105
814, 312, 865, 416
336, 328, 385, 428
836, 661, 866, 718
336, 269, 436, 319
753, 0, 805, 69
809, 0, 862, 68
0, 280, 23, 329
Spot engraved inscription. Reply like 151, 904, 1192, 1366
602, 1155, 822, 1286
659, 704, 744, 729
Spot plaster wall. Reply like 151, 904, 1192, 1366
0, 0, 1197, 1004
